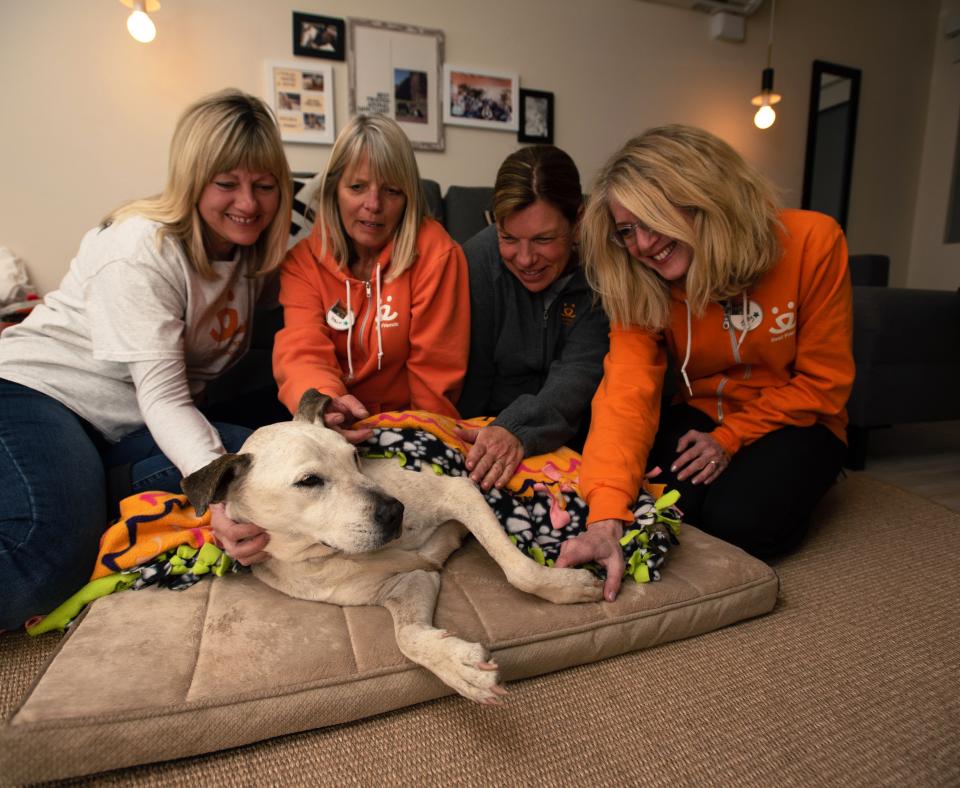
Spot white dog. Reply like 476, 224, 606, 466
182, 390, 603, 703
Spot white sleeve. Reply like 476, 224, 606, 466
128, 358, 225, 476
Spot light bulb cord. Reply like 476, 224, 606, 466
766, 0, 776, 69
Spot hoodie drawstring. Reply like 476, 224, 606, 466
737, 291, 749, 349
345, 279, 354, 380
680, 300, 694, 397
375, 264, 384, 370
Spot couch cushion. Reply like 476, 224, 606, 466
0, 526, 777, 783
444, 185, 495, 244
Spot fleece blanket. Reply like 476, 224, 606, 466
28, 412, 681, 634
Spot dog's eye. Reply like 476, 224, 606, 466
295, 474, 325, 489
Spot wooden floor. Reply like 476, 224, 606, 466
857, 420, 960, 513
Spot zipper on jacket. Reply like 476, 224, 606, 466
540, 306, 550, 386
355, 280, 373, 357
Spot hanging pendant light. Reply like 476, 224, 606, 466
120, 0, 161, 44
751, 0, 781, 129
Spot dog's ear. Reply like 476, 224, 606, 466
181, 453, 253, 516
295, 388, 332, 425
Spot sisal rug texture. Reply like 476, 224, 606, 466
2, 472, 958, 787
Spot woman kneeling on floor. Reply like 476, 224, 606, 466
0, 89, 293, 629
272, 114, 470, 442
456, 145, 609, 491
555, 125, 855, 601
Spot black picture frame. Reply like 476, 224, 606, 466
518, 88, 554, 144
292, 12, 346, 61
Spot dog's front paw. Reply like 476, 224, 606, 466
431, 634, 507, 704
519, 565, 604, 604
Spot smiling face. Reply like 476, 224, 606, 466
608, 197, 693, 283
497, 199, 576, 293
198, 169, 280, 259
337, 151, 407, 262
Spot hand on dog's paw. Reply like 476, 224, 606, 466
538, 566, 605, 605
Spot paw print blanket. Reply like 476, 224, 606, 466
28, 411, 681, 634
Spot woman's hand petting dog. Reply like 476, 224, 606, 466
671, 429, 730, 485
455, 424, 524, 491
210, 503, 271, 565
321, 394, 374, 444
554, 518, 626, 602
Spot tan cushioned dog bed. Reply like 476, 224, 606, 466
1, 526, 778, 783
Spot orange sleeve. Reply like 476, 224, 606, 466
405, 238, 470, 418
272, 242, 349, 414
581, 325, 666, 524
711, 218, 854, 454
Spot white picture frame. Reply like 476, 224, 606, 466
442, 64, 519, 132
348, 18, 445, 151
264, 60, 335, 145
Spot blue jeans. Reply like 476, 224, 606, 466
0, 379, 251, 630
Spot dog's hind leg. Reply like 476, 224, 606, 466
378, 569, 506, 704
438, 477, 604, 605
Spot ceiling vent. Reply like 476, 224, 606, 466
638, 0, 765, 16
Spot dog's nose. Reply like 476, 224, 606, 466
374, 494, 404, 540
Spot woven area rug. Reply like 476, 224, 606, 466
2, 472, 958, 787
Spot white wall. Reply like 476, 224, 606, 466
908, 0, 960, 290
0, 0, 942, 293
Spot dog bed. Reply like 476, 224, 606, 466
1, 524, 777, 783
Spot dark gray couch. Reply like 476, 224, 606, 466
846, 254, 960, 468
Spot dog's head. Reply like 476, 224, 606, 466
181, 390, 404, 561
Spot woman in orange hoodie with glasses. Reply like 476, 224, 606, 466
555, 125, 854, 601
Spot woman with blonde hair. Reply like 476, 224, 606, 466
273, 114, 469, 442
0, 88, 293, 629
555, 125, 854, 601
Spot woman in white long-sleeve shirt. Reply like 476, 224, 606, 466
0, 88, 292, 631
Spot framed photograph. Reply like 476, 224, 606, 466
443, 65, 519, 132
264, 61, 335, 144
292, 12, 345, 61
518, 88, 554, 144
348, 18, 444, 151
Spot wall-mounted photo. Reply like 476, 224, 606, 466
292, 12, 345, 61
348, 18, 445, 151
518, 88, 554, 144
265, 61, 335, 144
443, 65, 519, 132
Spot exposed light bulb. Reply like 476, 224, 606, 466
753, 104, 776, 129
126, 3, 156, 43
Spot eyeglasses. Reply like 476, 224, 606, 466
608, 219, 653, 248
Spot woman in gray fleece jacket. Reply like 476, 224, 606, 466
456, 145, 609, 491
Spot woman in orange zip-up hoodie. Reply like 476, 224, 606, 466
273, 114, 469, 443
555, 126, 854, 601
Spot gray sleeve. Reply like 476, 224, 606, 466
457, 225, 500, 418
492, 298, 610, 456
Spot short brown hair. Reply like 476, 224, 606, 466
492, 145, 582, 226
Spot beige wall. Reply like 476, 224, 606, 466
0, 0, 942, 294
908, 0, 960, 289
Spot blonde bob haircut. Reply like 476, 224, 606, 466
313, 114, 426, 280
108, 88, 293, 279
582, 124, 781, 329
